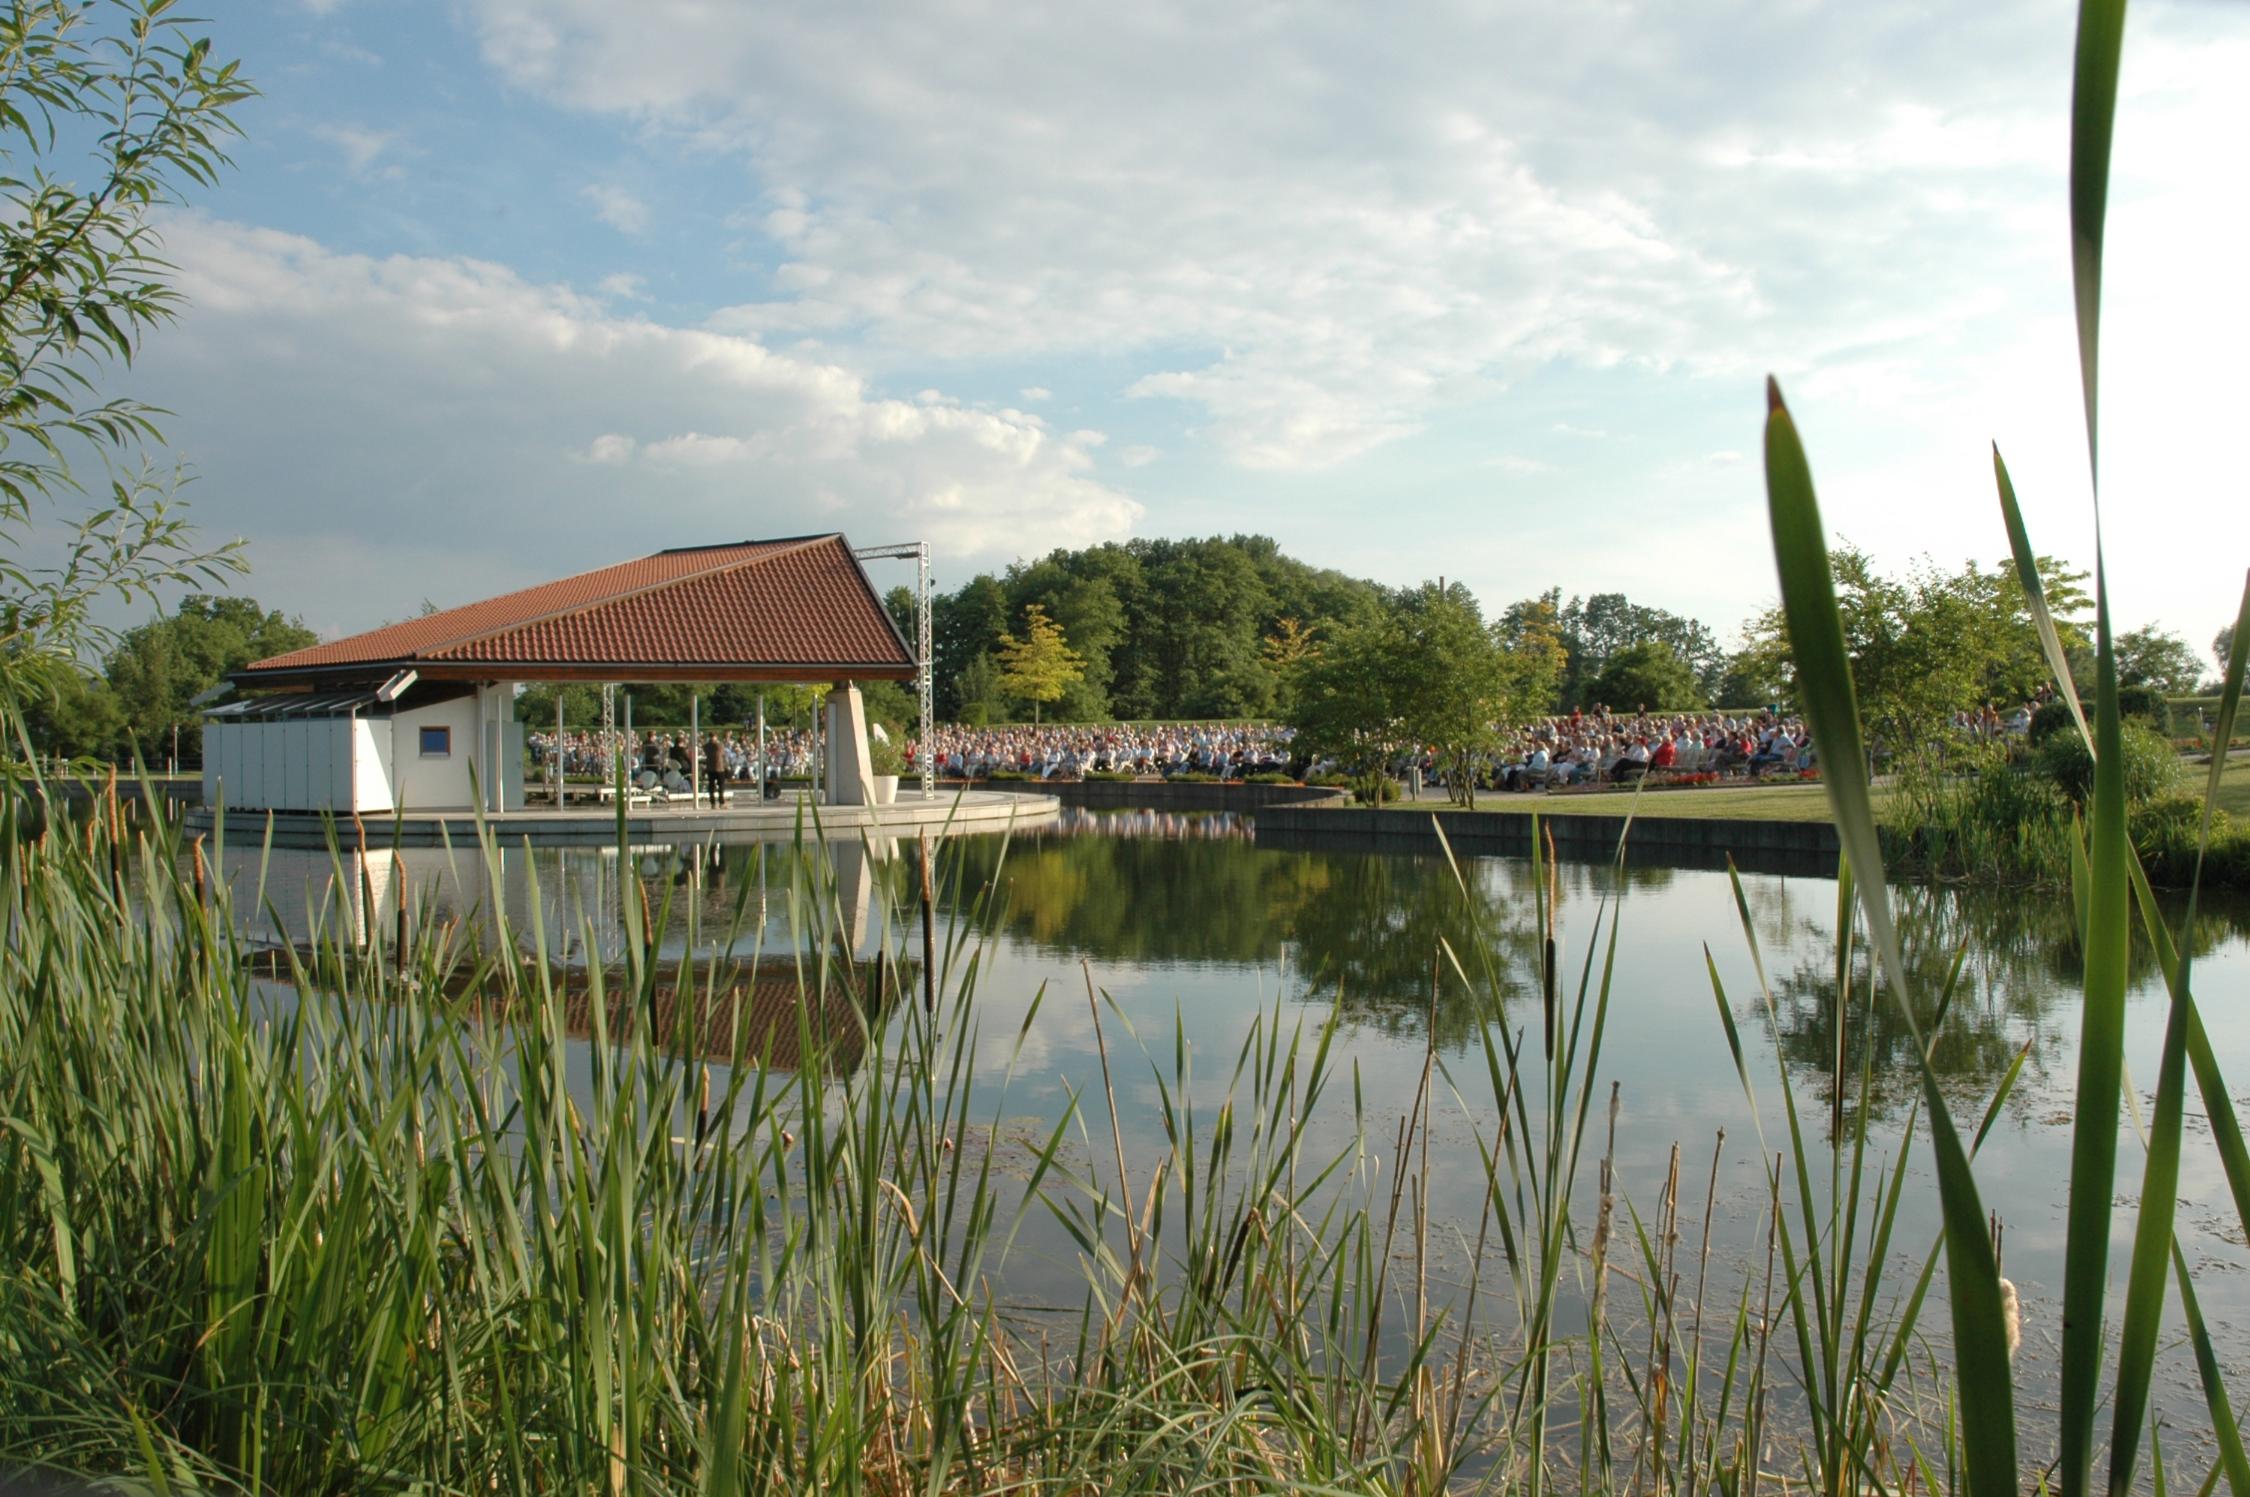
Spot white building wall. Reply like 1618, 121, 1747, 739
201, 724, 228, 810
352, 718, 394, 813
281, 721, 309, 810
388, 694, 481, 810
205, 684, 514, 815
242, 721, 267, 808
325, 720, 354, 810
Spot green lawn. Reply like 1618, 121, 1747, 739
2208, 757, 2250, 820
1384, 755, 2249, 825
1383, 780, 1855, 822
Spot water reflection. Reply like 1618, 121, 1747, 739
1753, 880, 2250, 1125
211, 812, 2250, 1111
195, 805, 2250, 1466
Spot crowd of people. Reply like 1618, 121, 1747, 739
1408, 708, 1820, 794
527, 692, 2061, 805
527, 727, 822, 803
912, 724, 1296, 781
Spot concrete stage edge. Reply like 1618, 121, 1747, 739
182, 789, 1060, 849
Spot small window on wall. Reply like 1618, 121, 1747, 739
419, 725, 452, 757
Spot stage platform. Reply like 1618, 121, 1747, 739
181, 788, 1058, 849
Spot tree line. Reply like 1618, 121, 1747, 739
19, 535, 2232, 768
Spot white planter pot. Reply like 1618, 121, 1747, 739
873, 774, 899, 806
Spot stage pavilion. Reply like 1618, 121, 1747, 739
192, 533, 1051, 846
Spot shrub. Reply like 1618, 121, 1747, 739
2116, 683, 2166, 723
1083, 770, 1137, 782
1245, 771, 1298, 785
2029, 689, 2164, 743
2034, 718, 2179, 807
2028, 700, 2079, 743
1351, 773, 1402, 805
987, 769, 1030, 781
868, 736, 906, 777
1307, 772, 1351, 788
1170, 771, 1221, 783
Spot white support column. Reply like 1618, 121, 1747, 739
823, 682, 873, 805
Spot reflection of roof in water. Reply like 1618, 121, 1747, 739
554, 960, 889, 1074
261, 951, 898, 1074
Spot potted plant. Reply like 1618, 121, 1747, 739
868, 735, 905, 805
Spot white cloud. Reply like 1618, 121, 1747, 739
457, 0, 2171, 474
577, 433, 637, 464
1117, 444, 1158, 468
313, 124, 399, 178
582, 184, 651, 235
443, 0, 2250, 638
1483, 454, 1551, 476
133, 218, 1142, 630
1019, 386, 1051, 402
596, 272, 649, 301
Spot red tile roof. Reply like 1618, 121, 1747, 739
241, 534, 916, 682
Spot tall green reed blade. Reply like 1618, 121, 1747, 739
2103, 574, 2248, 1497
2056, 4, 2130, 1481
2070, 0, 2127, 483
1763, 376, 2017, 1497
1994, 447, 2090, 749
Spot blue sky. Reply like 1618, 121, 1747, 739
110, 0, 2250, 666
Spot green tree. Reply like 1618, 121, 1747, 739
933, 574, 1010, 717
1495, 592, 1569, 713
1389, 583, 1517, 806
1586, 639, 1707, 712
995, 604, 1085, 723
953, 652, 1008, 726
2110, 625, 2201, 694
1734, 547, 2078, 761
1, 3, 254, 702
1552, 591, 1723, 707
1259, 616, 1319, 716
2215, 623, 2237, 686
100, 595, 314, 764
18, 662, 121, 759
1285, 611, 1403, 778
1712, 643, 1793, 709
1289, 582, 1562, 805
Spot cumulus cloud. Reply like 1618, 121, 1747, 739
582, 184, 651, 235
131, 218, 1141, 632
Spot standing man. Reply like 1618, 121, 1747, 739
703, 732, 729, 807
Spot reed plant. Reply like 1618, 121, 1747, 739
2, 725, 1928, 1493
1758, 5, 2250, 1497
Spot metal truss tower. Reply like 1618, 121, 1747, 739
852, 541, 934, 796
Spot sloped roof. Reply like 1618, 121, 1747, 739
239, 534, 917, 684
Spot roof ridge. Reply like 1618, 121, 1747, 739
417, 535, 834, 660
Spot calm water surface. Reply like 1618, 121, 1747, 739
213, 806, 2250, 1461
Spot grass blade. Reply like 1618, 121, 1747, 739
1762, 375, 2017, 1497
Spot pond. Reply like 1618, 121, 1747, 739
210, 805, 2250, 1469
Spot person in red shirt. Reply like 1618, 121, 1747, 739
1650, 735, 1678, 771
